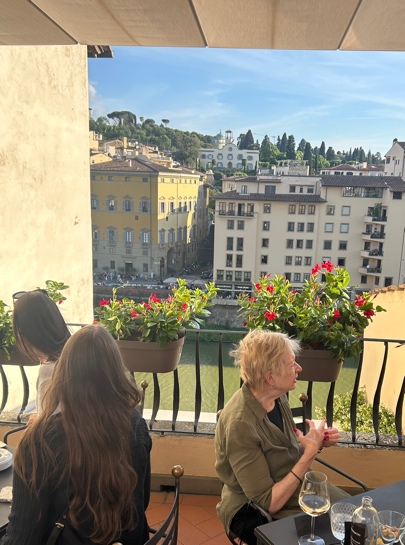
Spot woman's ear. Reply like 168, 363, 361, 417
264, 371, 274, 387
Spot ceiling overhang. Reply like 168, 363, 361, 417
2, 0, 405, 51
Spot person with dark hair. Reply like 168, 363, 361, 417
12, 290, 71, 415
215, 330, 348, 545
1, 324, 152, 545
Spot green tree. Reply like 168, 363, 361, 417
161, 119, 170, 127
260, 135, 271, 162
211, 158, 216, 170
367, 149, 372, 164
286, 135, 296, 159
279, 133, 287, 153
295, 151, 304, 161
304, 142, 312, 174
297, 138, 307, 153
326, 146, 335, 161
239, 129, 254, 150
106, 110, 137, 127
359, 147, 366, 162
242, 158, 248, 172
319, 141, 326, 158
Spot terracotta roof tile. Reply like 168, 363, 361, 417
321, 175, 405, 191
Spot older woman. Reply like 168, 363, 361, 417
215, 330, 348, 545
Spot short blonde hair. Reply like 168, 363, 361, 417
230, 330, 301, 388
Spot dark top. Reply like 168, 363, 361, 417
267, 398, 284, 432
0, 409, 152, 545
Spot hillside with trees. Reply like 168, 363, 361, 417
89, 112, 384, 173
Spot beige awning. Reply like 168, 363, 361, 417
2, 0, 405, 51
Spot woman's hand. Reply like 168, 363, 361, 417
294, 419, 326, 456
321, 426, 340, 448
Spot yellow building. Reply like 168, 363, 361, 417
91, 158, 209, 278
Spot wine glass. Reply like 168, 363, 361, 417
298, 471, 330, 545
330, 502, 356, 544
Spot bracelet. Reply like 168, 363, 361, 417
290, 470, 303, 485
318, 447, 324, 453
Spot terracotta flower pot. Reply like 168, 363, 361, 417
296, 349, 343, 382
117, 329, 186, 373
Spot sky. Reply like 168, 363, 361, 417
88, 47, 405, 155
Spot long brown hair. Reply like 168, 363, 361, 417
15, 324, 142, 543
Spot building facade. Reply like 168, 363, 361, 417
320, 163, 384, 176
384, 139, 405, 178
91, 158, 209, 278
213, 173, 405, 294
199, 130, 259, 171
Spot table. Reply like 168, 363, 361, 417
255, 480, 405, 545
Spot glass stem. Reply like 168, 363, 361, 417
310, 515, 315, 541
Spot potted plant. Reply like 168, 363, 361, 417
94, 279, 218, 373
0, 280, 68, 364
237, 262, 386, 381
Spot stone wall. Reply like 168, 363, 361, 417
205, 300, 245, 328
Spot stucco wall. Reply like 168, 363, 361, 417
0, 45, 94, 410
362, 286, 405, 427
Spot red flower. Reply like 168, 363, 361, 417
255, 283, 261, 290
149, 294, 160, 303
364, 309, 375, 318
266, 285, 274, 293
322, 260, 334, 272
248, 297, 257, 303
333, 310, 341, 320
243, 321, 247, 327
58, 300, 63, 305
355, 295, 366, 307
131, 310, 138, 318
99, 299, 110, 306
93, 318, 98, 324
142, 303, 152, 311
311, 264, 321, 275
265, 311, 277, 321
181, 303, 188, 310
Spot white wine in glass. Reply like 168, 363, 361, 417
298, 471, 330, 545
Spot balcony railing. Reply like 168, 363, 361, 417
2, 330, 404, 449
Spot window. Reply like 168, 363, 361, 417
124, 230, 133, 243
217, 154, 223, 160
235, 271, 242, 281
304, 256, 312, 266
289, 204, 296, 214
93, 259, 98, 268
296, 240, 303, 249
324, 240, 332, 250
125, 176, 131, 182
307, 223, 314, 232
297, 222, 305, 232
237, 220, 245, 230
241, 185, 247, 194
141, 231, 150, 243
294, 273, 301, 282
341, 206, 351, 216
140, 200, 150, 213
107, 228, 116, 242
326, 206, 335, 215
306, 240, 313, 249
227, 154, 233, 160
337, 258, 346, 267
227, 220, 234, 229
303, 273, 311, 281
361, 275, 367, 284
243, 272, 251, 282
91, 196, 98, 210
92, 227, 99, 240
226, 254, 233, 267
325, 223, 334, 232
339, 241, 347, 250
393, 192, 402, 199
91, 174, 95, 181
287, 222, 295, 231
168, 229, 175, 243
160, 201, 166, 214
374, 277, 380, 286
142, 177, 148, 183
308, 205, 315, 214
285, 256, 292, 265
285, 272, 291, 281
295, 256, 302, 266
247, 203, 254, 216
217, 270, 224, 280
226, 237, 233, 251
159, 230, 165, 244
340, 223, 349, 233
298, 205, 306, 214
261, 255, 268, 264
169, 201, 174, 213
123, 198, 133, 212
384, 277, 393, 287
236, 255, 243, 267
263, 221, 270, 231
237, 238, 244, 251
238, 203, 245, 216
228, 203, 235, 215
289, 186, 296, 193
143, 263, 149, 272
110, 260, 115, 269
108, 176, 114, 181
262, 238, 269, 248
286, 239, 294, 248
264, 186, 276, 194
107, 198, 116, 211
264, 204, 271, 213
226, 271, 233, 281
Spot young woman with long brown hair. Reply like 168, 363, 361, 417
1, 324, 152, 545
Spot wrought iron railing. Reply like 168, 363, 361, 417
1, 330, 404, 449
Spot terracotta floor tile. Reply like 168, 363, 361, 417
181, 494, 221, 507
197, 514, 227, 539
179, 504, 214, 526
177, 514, 214, 545
146, 503, 171, 526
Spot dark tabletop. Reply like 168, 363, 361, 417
255, 480, 405, 545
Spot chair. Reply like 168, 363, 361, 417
3, 424, 27, 446
145, 465, 184, 545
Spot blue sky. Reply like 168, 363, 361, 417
88, 47, 405, 155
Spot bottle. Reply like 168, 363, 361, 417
350, 496, 379, 545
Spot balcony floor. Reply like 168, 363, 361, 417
148, 491, 230, 544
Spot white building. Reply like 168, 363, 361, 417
321, 163, 384, 176
213, 173, 405, 295
199, 130, 259, 171
384, 139, 405, 178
